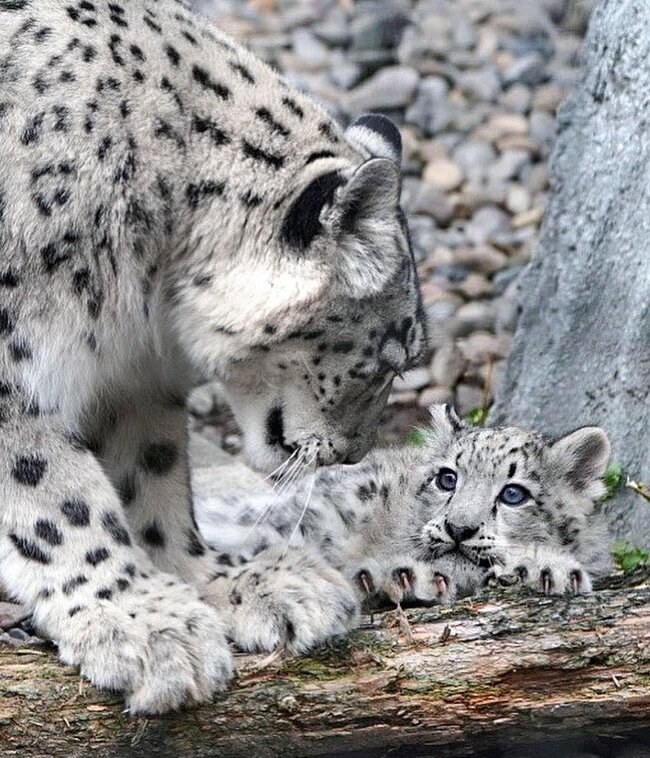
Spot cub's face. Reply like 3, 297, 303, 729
409, 406, 610, 574
174, 115, 426, 472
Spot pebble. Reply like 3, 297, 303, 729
450, 301, 497, 337
392, 367, 431, 393
344, 65, 419, 114
412, 185, 454, 225
452, 140, 497, 181
477, 112, 529, 141
466, 206, 511, 245
0, 601, 28, 630
499, 83, 532, 113
405, 76, 452, 135
430, 341, 467, 388
458, 331, 511, 364
458, 67, 502, 101
453, 245, 508, 275
506, 184, 532, 214
422, 159, 465, 192
455, 383, 486, 415
418, 386, 453, 408
487, 149, 530, 183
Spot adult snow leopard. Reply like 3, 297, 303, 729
0, 0, 425, 712
195, 405, 612, 651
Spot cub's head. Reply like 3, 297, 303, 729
173, 114, 426, 471
409, 405, 610, 577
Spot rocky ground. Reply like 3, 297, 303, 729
188, 0, 596, 446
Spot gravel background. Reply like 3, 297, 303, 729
188, 0, 597, 448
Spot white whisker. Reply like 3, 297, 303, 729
287, 455, 318, 546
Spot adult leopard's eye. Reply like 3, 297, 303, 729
498, 484, 531, 506
435, 468, 457, 492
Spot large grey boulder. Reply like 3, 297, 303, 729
490, 0, 650, 546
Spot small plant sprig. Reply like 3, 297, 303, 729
611, 540, 649, 572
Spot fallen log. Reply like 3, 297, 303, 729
1, 568, 648, 757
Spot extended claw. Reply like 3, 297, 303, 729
356, 570, 374, 596
569, 569, 581, 595
540, 568, 553, 595
432, 572, 448, 597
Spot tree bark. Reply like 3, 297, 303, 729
489, 0, 650, 546
1, 569, 649, 757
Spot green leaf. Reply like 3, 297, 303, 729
464, 406, 489, 426
611, 540, 649, 572
406, 427, 427, 446
602, 461, 624, 500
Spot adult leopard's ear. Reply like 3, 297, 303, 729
550, 427, 611, 495
344, 114, 403, 164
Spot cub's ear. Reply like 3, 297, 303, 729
426, 404, 463, 450
550, 427, 610, 494
345, 114, 402, 164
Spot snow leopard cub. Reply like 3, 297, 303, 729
197, 405, 612, 650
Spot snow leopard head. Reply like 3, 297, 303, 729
410, 405, 611, 576
175, 114, 426, 471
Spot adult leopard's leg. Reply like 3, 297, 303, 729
98, 394, 221, 585
0, 388, 232, 713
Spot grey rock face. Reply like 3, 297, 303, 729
490, 0, 650, 546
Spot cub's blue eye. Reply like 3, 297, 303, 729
436, 468, 457, 492
499, 484, 530, 506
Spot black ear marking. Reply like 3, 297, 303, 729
281, 170, 345, 250
345, 114, 402, 163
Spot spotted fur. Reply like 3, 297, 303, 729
0, 0, 425, 713
197, 404, 612, 631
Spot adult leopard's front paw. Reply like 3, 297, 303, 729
45, 571, 232, 714
209, 546, 359, 653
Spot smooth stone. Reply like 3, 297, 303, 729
456, 272, 493, 298
422, 159, 465, 191
487, 149, 530, 182
453, 245, 508, 275
455, 383, 486, 415
529, 109, 557, 146
532, 82, 565, 112
449, 301, 497, 337
418, 386, 453, 407
452, 140, 497, 180
405, 76, 452, 135
457, 67, 502, 101
392, 367, 431, 392
458, 331, 512, 364
291, 28, 330, 68
412, 184, 454, 224
430, 341, 467, 388
466, 205, 510, 244
502, 52, 548, 87
499, 83, 532, 113
0, 601, 28, 630
506, 184, 532, 214
345, 65, 420, 114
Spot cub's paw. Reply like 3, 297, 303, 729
350, 558, 453, 606
49, 571, 232, 714
207, 546, 359, 653
489, 553, 592, 596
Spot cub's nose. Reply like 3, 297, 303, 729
444, 520, 479, 544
